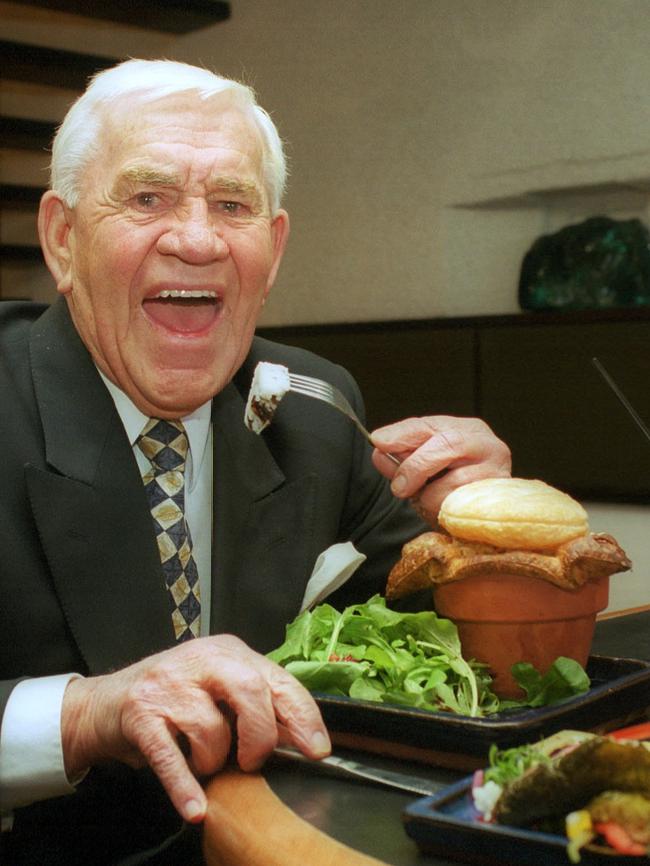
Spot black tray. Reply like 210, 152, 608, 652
315, 655, 650, 769
403, 777, 643, 865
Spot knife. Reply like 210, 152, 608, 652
272, 746, 441, 798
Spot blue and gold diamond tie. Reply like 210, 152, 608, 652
137, 418, 201, 642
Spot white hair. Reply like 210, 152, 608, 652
50, 58, 287, 212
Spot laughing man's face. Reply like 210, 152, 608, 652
50, 91, 289, 417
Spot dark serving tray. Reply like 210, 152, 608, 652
403, 776, 644, 866
315, 655, 650, 770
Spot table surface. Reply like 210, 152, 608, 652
264, 611, 650, 866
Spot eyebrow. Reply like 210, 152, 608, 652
118, 167, 182, 187
114, 168, 266, 211
209, 175, 265, 210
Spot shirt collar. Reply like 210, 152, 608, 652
97, 370, 212, 488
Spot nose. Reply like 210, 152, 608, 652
156, 199, 228, 264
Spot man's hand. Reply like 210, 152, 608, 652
61, 635, 330, 824
371, 415, 511, 523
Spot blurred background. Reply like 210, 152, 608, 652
2, 0, 650, 613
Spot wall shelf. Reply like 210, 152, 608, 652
0, 0, 231, 301
9, 0, 231, 34
0, 184, 45, 208
1, 39, 118, 91
0, 244, 44, 263
0, 116, 56, 151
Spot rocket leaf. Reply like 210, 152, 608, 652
269, 595, 590, 718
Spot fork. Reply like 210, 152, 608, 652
288, 372, 401, 466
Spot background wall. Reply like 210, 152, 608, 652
174, 0, 650, 325
1, 0, 649, 611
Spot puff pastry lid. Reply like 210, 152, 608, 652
438, 477, 588, 550
386, 478, 631, 600
385, 530, 632, 599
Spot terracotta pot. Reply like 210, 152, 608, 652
433, 573, 609, 699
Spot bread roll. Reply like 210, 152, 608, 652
438, 478, 588, 550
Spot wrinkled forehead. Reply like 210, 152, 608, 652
95, 89, 267, 177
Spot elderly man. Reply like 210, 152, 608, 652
0, 59, 510, 865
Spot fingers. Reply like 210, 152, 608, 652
204, 650, 279, 772
127, 714, 209, 823
371, 415, 511, 518
266, 664, 331, 759
176, 697, 233, 777
117, 666, 234, 823
372, 416, 438, 453
411, 465, 495, 519
387, 421, 482, 497
206, 637, 330, 769
63, 636, 330, 825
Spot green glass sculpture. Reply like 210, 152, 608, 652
518, 215, 650, 311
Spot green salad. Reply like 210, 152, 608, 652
268, 595, 591, 718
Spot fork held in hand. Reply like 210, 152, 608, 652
288, 373, 401, 467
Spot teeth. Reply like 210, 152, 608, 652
155, 290, 218, 299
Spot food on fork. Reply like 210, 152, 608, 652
386, 477, 631, 599
245, 361, 290, 433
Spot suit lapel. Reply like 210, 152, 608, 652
27, 303, 320, 662
27, 301, 173, 674
208, 377, 318, 652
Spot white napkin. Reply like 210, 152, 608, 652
299, 542, 367, 613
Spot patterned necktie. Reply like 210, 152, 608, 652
137, 418, 201, 642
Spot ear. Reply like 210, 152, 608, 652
263, 209, 290, 300
38, 190, 74, 295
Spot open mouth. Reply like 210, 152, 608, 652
142, 289, 222, 334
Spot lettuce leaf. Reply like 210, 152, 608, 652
269, 595, 591, 718
269, 595, 498, 717
504, 657, 591, 709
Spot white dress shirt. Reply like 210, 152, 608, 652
0, 377, 213, 815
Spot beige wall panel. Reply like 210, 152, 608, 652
1, 149, 49, 185
0, 261, 53, 301
1, 209, 39, 244
0, 79, 78, 122
172, 0, 650, 327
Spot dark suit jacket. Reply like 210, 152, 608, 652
0, 299, 426, 865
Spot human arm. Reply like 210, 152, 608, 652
370, 415, 512, 523
60, 634, 330, 825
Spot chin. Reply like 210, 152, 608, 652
155, 371, 224, 413
151, 391, 211, 417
